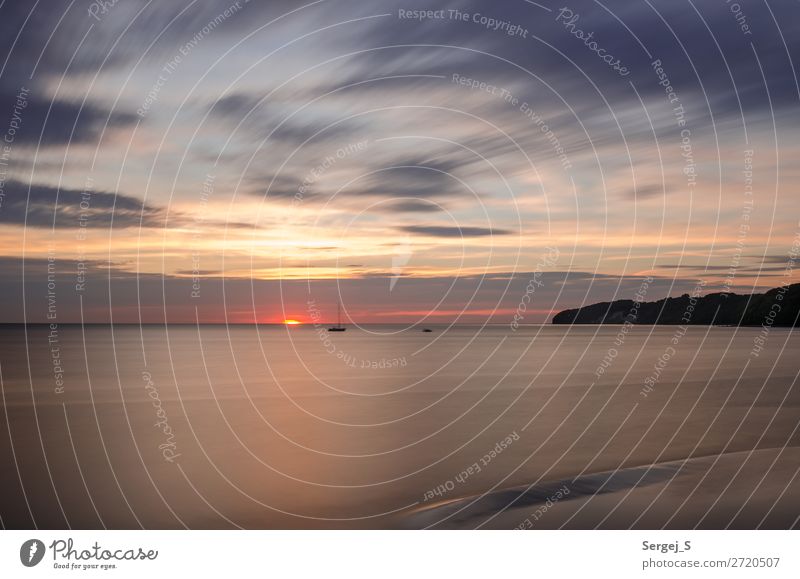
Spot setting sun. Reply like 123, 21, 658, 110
283, 319, 302, 326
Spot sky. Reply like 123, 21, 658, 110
0, 0, 798, 324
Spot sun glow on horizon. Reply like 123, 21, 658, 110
283, 319, 303, 326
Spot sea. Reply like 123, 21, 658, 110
1, 324, 798, 529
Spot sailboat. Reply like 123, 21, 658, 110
328, 301, 346, 332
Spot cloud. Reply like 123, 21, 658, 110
745, 255, 795, 265
208, 92, 264, 118
345, 165, 466, 200
208, 91, 362, 146
268, 119, 359, 145
628, 185, 668, 199
655, 264, 730, 270
0, 2, 140, 147
241, 174, 304, 200
0, 255, 133, 279
375, 200, 441, 213
401, 225, 511, 237
0, 179, 167, 229
0, 91, 138, 146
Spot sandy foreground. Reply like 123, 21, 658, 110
400, 447, 800, 529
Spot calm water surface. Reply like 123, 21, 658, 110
1, 324, 798, 528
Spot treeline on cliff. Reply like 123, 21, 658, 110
552, 283, 800, 326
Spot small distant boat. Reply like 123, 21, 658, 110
328, 302, 347, 332
422, 328, 433, 332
